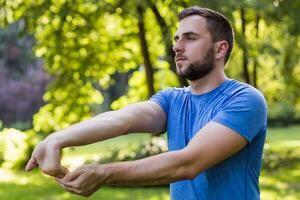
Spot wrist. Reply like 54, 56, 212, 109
95, 164, 111, 185
46, 132, 66, 149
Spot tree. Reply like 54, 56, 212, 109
0, 22, 50, 128
1, 0, 299, 132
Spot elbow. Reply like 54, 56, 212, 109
175, 150, 201, 181
182, 167, 199, 180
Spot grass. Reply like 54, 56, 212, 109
0, 169, 169, 200
259, 125, 300, 200
266, 125, 300, 150
61, 133, 152, 170
0, 126, 299, 200
260, 160, 300, 200
64, 133, 152, 156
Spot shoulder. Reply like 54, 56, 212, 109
223, 80, 266, 105
163, 86, 191, 93
150, 86, 190, 115
155, 86, 191, 98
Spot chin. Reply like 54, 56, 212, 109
176, 64, 189, 74
176, 68, 184, 77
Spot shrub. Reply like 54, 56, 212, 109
262, 144, 300, 171
86, 136, 168, 164
0, 128, 39, 169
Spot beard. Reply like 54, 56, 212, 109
176, 46, 215, 81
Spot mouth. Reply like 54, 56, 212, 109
175, 57, 187, 63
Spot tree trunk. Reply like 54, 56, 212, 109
241, 8, 250, 84
137, 4, 155, 98
147, 0, 188, 87
253, 13, 260, 88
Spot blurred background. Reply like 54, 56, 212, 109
0, 0, 299, 199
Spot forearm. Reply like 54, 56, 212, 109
47, 111, 131, 148
46, 101, 166, 149
101, 150, 193, 186
56, 152, 190, 197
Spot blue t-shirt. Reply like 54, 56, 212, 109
150, 79, 267, 200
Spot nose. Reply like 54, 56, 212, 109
173, 39, 184, 53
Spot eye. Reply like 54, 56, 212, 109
187, 36, 196, 41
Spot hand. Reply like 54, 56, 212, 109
25, 138, 68, 178
56, 164, 107, 197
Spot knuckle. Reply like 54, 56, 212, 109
82, 192, 91, 197
68, 189, 77, 194
42, 166, 57, 175
73, 183, 80, 189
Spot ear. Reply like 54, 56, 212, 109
214, 41, 229, 60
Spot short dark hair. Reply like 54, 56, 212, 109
178, 7, 234, 63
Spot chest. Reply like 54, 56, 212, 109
166, 94, 227, 150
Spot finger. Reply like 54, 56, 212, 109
25, 157, 38, 171
56, 177, 75, 188
56, 175, 83, 190
62, 167, 82, 182
56, 166, 69, 178
57, 181, 80, 195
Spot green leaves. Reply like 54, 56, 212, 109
1, 0, 300, 132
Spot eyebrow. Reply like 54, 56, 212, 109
174, 32, 200, 41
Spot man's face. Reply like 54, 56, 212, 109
173, 15, 215, 81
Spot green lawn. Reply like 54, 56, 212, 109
0, 126, 299, 200
260, 125, 300, 200
0, 169, 169, 200
266, 125, 300, 150
260, 164, 300, 200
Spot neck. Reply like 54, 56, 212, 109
189, 67, 227, 95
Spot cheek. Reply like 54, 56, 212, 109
187, 43, 203, 55
188, 51, 202, 63
188, 44, 210, 60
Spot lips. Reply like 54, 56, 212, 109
175, 56, 187, 62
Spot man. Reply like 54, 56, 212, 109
26, 6, 267, 200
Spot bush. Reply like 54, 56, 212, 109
0, 134, 4, 165
85, 136, 300, 173
262, 144, 300, 171
0, 128, 39, 169
0, 120, 3, 131
86, 136, 168, 164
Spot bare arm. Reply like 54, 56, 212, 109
57, 122, 248, 196
48, 101, 166, 148
25, 101, 166, 176
104, 122, 248, 185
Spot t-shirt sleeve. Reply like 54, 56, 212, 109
149, 88, 172, 116
212, 88, 267, 143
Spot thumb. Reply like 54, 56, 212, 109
56, 165, 69, 178
62, 167, 82, 182
25, 157, 38, 171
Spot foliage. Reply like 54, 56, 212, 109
0, 125, 299, 199
0, 0, 300, 131
85, 136, 168, 164
86, 136, 300, 175
262, 145, 300, 171
0, 120, 3, 131
0, 21, 35, 78
111, 68, 179, 110
0, 65, 50, 127
0, 128, 39, 169
0, 22, 50, 127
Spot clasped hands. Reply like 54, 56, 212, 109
25, 139, 106, 197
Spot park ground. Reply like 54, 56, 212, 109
0, 125, 299, 200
